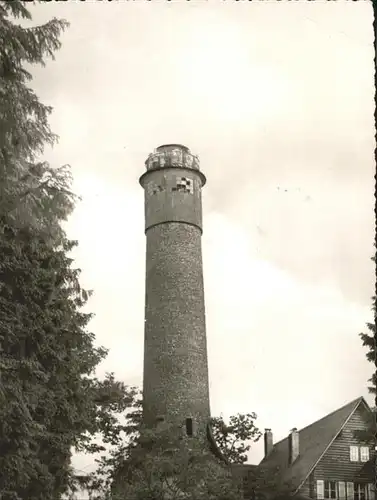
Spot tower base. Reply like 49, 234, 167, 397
111, 421, 232, 500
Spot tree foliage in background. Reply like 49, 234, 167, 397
0, 1, 75, 239
76, 390, 143, 500
82, 392, 266, 500
0, 2, 136, 499
90, 419, 242, 500
211, 413, 262, 464
0, 227, 103, 500
355, 253, 377, 443
359, 255, 376, 396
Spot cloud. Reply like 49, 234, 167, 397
202, 213, 372, 462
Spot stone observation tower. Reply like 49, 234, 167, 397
139, 144, 213, 446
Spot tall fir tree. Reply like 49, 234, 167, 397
0, 1, 75, 238
353, 253, 377, 444
359, 255, 376, 396
0, 2, 137, 499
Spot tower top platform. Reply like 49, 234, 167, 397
144, 144, 201, 172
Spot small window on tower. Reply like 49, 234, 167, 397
173, 177, 194, 194
186, 418, 193, 437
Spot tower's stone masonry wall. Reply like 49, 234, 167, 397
141, 168, 203, 232
143, 222, 211, 438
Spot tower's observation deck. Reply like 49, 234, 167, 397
143, 144, 203, 175
139, 144, 206, 233
139, 144, 211, 442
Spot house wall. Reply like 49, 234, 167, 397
299, 475, 311, 498
310, 404, 374, 498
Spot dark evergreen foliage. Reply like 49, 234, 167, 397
359, 255, 376, 396
354, 254, 377, 443
0, 227, 102, 500
0, 3, 137, 498
0, 0, 74, 239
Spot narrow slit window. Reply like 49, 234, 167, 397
186, 418, 193, 437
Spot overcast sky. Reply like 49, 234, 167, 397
27, 0, 374, 475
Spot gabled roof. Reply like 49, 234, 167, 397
258, 397, 372, 494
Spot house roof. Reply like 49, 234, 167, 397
258, 397, 371, 494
